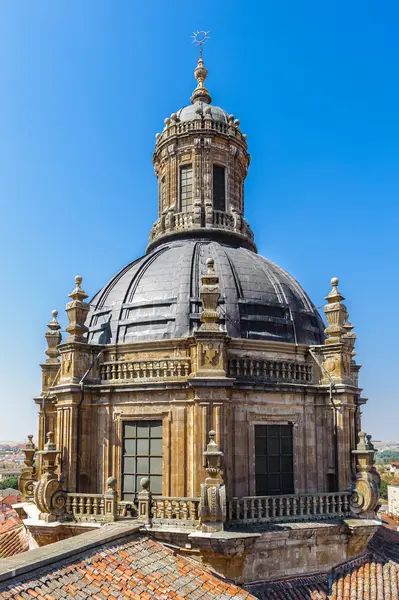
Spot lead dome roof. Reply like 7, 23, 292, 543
86, 239, 325, 346
176, 101, 229, 123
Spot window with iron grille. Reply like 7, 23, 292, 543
255, 424, 294, 496
213, 166, 226, 211
180, 165, 193, 212
122, 420, 163, 501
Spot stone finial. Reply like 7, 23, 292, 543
204, 430, 223, 482
45, 310, 62, 364
324, 277, 347, 344
199, 257, 220, 331
190, 56, 212, 105
19, 435, 37, 499
343, 311, 357, 357
65, 275, 90, 343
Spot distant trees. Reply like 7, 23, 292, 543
376, 450, 399, 465
380, 479, 388, 501
0, 477, 19, 491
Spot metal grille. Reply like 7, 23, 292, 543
122, 420, 163, 501
255, 424, 294, 496
180, 165, 193, 211
213, 166, 226, 211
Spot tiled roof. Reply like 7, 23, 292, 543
246, 530, 399, 600
0, 533, 254, 600
245, 575, 328, 599
0, 525, 29, 560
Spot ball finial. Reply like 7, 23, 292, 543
75, 275, 82, 287
331, 277, 339, 287
52, 309, 58, 319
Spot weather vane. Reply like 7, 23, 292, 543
192, 30, 211, 58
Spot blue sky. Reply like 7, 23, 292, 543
0, 1, 398, 441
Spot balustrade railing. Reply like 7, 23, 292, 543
212, 210, 234, 229
227, 492, 351, 526
65, 491, 118, 523
100, 358, 191, 383
228, 358, 313, 384
151, 497, 200, 527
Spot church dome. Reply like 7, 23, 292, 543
177, 102, 229, 124
86, 51, 325, 348
86, 238, 324, 346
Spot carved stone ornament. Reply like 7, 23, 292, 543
349, 431, 380, 518
34, 432, 67, 523
18, 435, 37, 499
65, 275, 90, 343
45, 310, 62, 364
199, 431, 226, 532
199, 257, 220, 331
324, 277, 347, 344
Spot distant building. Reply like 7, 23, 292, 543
389, 485, 399, 517
0, 469, 20, 481
389, 462, 399, 475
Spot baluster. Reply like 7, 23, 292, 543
250, 498, 255, 519
86, 497, 92, 516
93, 497, 99, 515
337, 494, 342, 515
306, 496, 311, 516
293, 496, 298, 518
176, 361, 182, 377
79, 496, 85, 516
343, 494, 349, 513
265, 496, 269, 519
278, 497, 284, 517
182, 500, 188, 520
313, 496, 318, 516
243, 498, 248, 520
99, 496, 105, 516
72, 496, 78, 516
286, 497, 291, 516
271, 497, 277, 518
257, 498, 262, 519
299, 496, 304, 516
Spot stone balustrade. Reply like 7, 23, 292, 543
228, 358, 313, 384
65, 491, 118, 523
227, 492, 351, 526
149, 210, 254, 244
99, 358, 191, 383
151, 497, 200, 527
156, 117, 245, 144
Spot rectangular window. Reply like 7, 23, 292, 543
213, 166, 226, 211
180, 165, 193, 212
255, 424, 294, 496
122, 420, 163, 501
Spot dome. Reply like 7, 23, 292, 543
176, 101, 229, 124
86, 238, 325, 346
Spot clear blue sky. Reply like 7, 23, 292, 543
0, 1, 398, 441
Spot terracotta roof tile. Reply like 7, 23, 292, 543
0, 533, 253, 600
